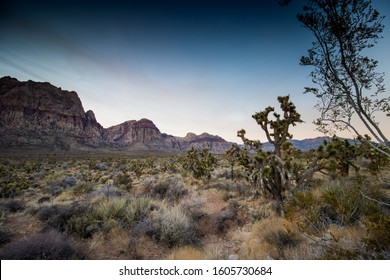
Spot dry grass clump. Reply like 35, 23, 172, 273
166, 246, 207, 260
234, 217, 309, 259
318, 224, 367, 259
248, 202, 275, 222
203, 243, 231, 260
150, 205, 199, 248
88, 226, 142, 259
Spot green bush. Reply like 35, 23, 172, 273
180, 147, 217, 179
113, 172, 132, 191
0, 175, 30, 198
72, 182, 94, 196
321, 181, 365, 226
66, 212, 100, 239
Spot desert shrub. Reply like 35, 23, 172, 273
362, 214, 390, 258
287, 179, 382, 233
321, 181, 365, 226
150, 182, 168, 199
87, 185, 122, 200
131, 218, 154, 237
151, 205, 198, 248
95, 162, 107, 171
0, 228, 12, 246
167, 183, 188, 203
72, 181, 94, 196
113, 172, 132, 191
215, 206, 236, 234
130, 160, 145, 179
46, 182, 65, 197
38, 196, 51, 204
180, 147, 217, 179
322, 247, 361, 260
0, 175, 29, 198
236, 218, 304, 259
179, 198, 207, 222
0, 230, 86, 259
99, 175, 110, 184
158, 158, 178, 173
2, 199, 25, 213
204, 243, 230, 260
249, 204, 273, 222
145, 177, 188, 203
288, 189, 316, 210
37, 203, 89, 233
66, 212, 100, 239
126, 196, 152, 225
60, 176, 77, 188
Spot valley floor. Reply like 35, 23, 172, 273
1, 155, 389, 259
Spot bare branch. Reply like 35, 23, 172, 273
358, 189, 390, 207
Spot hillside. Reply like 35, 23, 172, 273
0, 76, 232, 154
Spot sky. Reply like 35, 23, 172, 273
1, 0, 390, 143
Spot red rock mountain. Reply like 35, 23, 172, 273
0, 76, 232, 153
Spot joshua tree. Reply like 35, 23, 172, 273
233, 96, 302, 203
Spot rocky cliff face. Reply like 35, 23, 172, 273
0, 76, 104, 150
0, 76, 233, 153
104, 119, 177, 151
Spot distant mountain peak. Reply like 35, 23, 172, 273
0, 76, 233, 154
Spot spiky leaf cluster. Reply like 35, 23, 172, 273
228, 96, 302, 202
317, 136, 359, 177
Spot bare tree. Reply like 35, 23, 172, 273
298, 0, 390, 157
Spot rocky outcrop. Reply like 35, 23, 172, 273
102, 120, 232, 153
0, 76, 103, 149
104, 119, 177, 150
174, 132, 233, 154
0, 76, 233, 154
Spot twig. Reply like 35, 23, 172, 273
358, 189, 390, 207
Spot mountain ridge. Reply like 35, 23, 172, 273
0, 76, 331, 155
0, 76, 233, 154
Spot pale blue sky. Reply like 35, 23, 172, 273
1, 0, 389, 143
